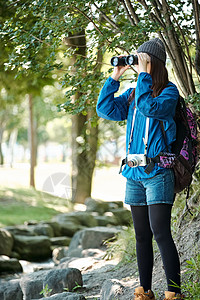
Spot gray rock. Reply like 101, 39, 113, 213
38, 292, 86, 299
53, 211, 98, 228
100, 279, 125, 300
5, 225, 37, 236
10, 251, 21, 259
85, 198, 123, 215
13, 235, 51, 261
24, 220, 38, 225
85, 198, 110, 215
67, 212, 98, 227
0, 228, 14, 256
67, 227, 121, 257
6, 224, 54, 237
81, 248, 105, 257
50, 236, 71, 247
0, 279, 23, 300
20, 269, 46, 300
32, 224, 54, 237
58, 254, 103, 273
0, 255, 23, 273
108, 201, 124, 209
94, 214, 118, 226
52, 247, 68, 264
59, 222, 84, 237
44, 268, 82, 295
20, 268, 82, 300
51, 215, 84, 237
111, 208, 132, 225
41, 221, 62, 237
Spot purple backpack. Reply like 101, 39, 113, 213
158, 96, 198, 194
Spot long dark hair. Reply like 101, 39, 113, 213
128, 55, 169, 105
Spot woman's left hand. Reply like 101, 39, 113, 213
137, 53, 151, 74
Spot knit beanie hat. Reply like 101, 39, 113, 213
137, 38, 166, 63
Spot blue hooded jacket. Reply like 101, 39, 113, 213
96, 72, 179, 180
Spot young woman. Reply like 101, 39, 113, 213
96, 38, 184, 300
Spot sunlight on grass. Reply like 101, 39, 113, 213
0, 186, 73, 227
0, 163, 127, 227
0, 205, 58, 227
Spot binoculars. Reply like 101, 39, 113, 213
110, 55, 138, 66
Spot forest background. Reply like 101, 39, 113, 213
0, 0, 200, 207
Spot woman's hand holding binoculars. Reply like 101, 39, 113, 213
111, 63, 130, 81
137, 53, 151, 74
110, 53, 151, 80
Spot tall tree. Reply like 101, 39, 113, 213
1, 0, 105, 202
1, 1, 55, 186
63, 31, 102, 203
1, 0, 199, 200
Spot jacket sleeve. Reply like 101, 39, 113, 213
135, 72, 179, 120
96, 77, 132, 121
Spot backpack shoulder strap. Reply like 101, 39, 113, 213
159, 121, 169, 152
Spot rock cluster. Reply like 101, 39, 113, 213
0, 198, 132, 300
0, 196, 200, 300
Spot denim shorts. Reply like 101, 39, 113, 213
125, 169, 175, 206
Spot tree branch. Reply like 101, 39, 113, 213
161, 0, 193, 95
192, 0, 200, 41
72, 6, 105, 38
150, 11, 166, 28
118, 0, 135, 26
7, 0, 22, 8
164, 1, 193, 77
138, 0, 166, 33
139, 0, 193, 95
123, 0, 149, 38
65, 34, 86, 39
124, 0, 140, 24
192, 0, 200, 76
92, 3, 122, 32
72, 6, 130, 56
137, 0, 148, 10
21, 29, 51, 46
61, 43, 111, 67
149, 0, 167, 28
154, 0, 162, 10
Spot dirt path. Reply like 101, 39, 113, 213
64, 248, 164, 300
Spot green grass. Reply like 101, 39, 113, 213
182, 253, 200, 300
103, 225, 137, 265
0, 186, 73, 227
170, 253, 200, 300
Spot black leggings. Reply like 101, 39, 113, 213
130, 204, 180, 294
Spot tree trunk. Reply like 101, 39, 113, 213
33, 119, 38, 167
161, 0, 196, 96
192, 0, 200, 75
8, 128, 18, 168
0, 116, 6, 166
71, 111, 99, 203
66, 30, 101, 203
0, 127, 4, 166
71, 113, 88, 203
62, 144, 66, 162
28, 94, 35, 188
